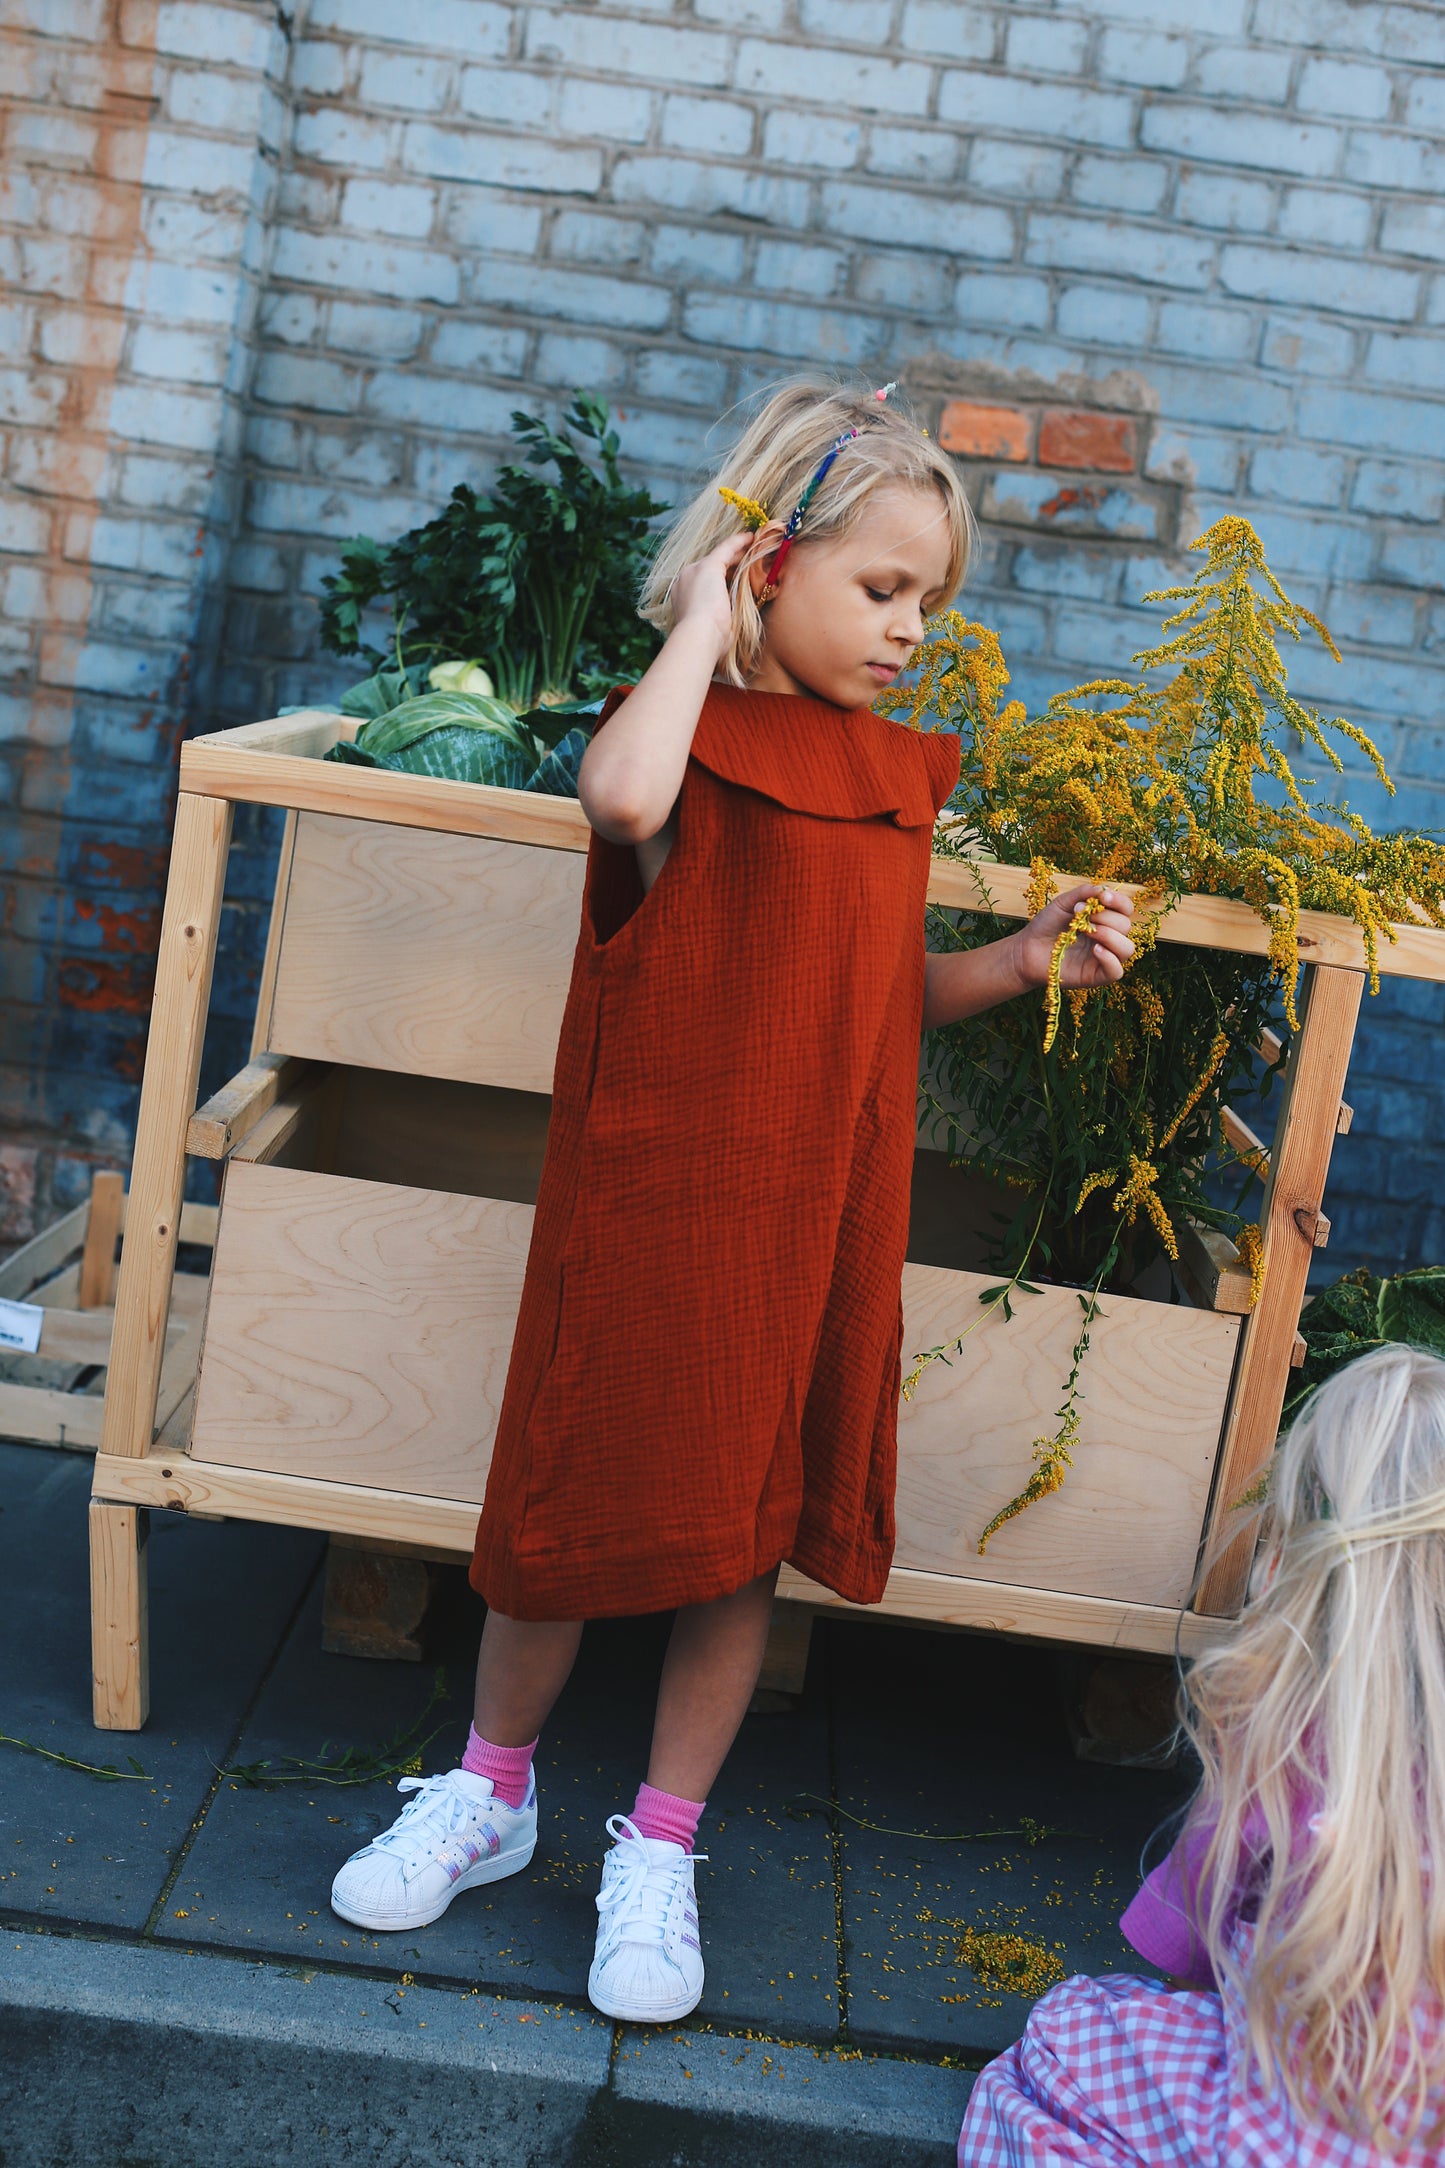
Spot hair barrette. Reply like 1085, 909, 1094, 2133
759, 424, 863, 600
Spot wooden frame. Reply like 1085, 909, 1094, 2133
88, 713, 1445, 1727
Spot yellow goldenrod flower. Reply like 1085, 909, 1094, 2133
1235, 1223, 1266, 1307
1041, 897, 1105, 1054
717, 485, 771, 531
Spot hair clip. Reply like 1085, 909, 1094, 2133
873, 381, 898, 402
717, 485, 770, 532
759, 425, 862, 601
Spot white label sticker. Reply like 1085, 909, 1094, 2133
0, 1297, 44, 1355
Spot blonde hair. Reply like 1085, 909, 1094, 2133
1182, 1345, 1445, 2145
639, 378, 975, 687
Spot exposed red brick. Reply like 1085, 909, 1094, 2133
938, 400, 1032, 461
1038, 409, 1137, 474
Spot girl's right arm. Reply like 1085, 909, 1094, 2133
579, 533, 750, 845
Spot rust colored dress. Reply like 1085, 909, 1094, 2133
471, 682, 960, 1621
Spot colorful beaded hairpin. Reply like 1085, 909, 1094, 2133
718, 383, 899, 598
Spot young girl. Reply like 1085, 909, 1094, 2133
329, 379, 1136, 2026
960, 1342, 1445, 2165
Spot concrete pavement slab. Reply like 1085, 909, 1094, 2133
612, 2025, 972, 2166
0, 1442, 322, 1930
829, 1618, 1183, 2057
0, 1926, 611, 2168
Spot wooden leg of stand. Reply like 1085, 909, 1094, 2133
1195, 963, 1364, 1616
91, 1499, 150, 1731
755, 1600, 815, 1699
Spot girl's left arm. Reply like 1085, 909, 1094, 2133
922, 883, 1135, 1031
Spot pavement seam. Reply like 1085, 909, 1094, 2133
822, 1621, 853, 2048
139, 1545, 325, 1940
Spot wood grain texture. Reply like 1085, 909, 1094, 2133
99, 793, 232, 1463
929, 858, 1445, 982
1196, 964, 1365, 1616
0, 1203, 88, 1300
180, 738, 594, 852
1174, 1218, 1255, 1316
250, 810, 297, 1059
90, 1500, 149, 1730
895, 1261, 1239, 1607
0, 1380, 104, 1452
187, 1154, 1232, 1604
78, 1171, 124, 1309
264, 813, 585, 1091
189, 1163, 532, 1501
187, 1052, 312, 1159
88, 1446, 1226, 1656
181, 717, 1445, 978
774, 1563, 1226, 1657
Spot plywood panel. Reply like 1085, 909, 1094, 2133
894, 1263, 1239, 1609
190, 1162, 529, 1501
192, 1158, 1234, 1603
265, 812, 585, 1091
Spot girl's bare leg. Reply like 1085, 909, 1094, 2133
472, 1609, 584, 1747
645, 1566, 780, 1802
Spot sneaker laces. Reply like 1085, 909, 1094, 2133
366, 1772, 484, 1866
595, 1813, 707, 1956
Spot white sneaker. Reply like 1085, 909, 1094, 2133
330, 1767, 536, 1932
587, 1813, 705, 2023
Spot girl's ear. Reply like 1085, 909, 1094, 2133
746, 524, 788, 603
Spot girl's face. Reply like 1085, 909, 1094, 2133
746, 483, 955, 710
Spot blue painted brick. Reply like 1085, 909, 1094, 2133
956, 271, 1052, 331
1249, 445, 1348, 510
858, 252, 953, 315
1260, 316, 1357, 378
1096, 26, 1187, 89
1154, 300, 1255, 362
968, 139, 1067, 198
1056, 284, 1151, 346
1364, 332, 1445, 394
1327, 583, 1422, 649
1070, 154, 1168, 216
1298, 385, 1445, 461
1351, 462, 1445, 523
939, 73, 1136, 151
1220, 247, 1420, 324
1277, 189, 1375, 253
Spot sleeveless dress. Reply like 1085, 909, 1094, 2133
470, 681, 960, 1622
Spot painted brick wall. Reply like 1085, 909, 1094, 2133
3, 0, 1444, 1277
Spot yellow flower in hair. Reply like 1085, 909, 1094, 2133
717, 486, 770, 531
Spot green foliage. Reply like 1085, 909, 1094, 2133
219, 1671, 449, 1789
318, 392, 665, 707
1285, 1268, 1445, 1420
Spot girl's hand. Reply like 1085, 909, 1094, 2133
668, 532, 753, 662
1015, 883, 1136, 991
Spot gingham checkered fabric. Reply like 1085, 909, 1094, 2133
959, 1963, 1445, 2167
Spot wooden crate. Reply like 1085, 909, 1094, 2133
0, 1174, 212, 1455
88, 709, 1445, 1727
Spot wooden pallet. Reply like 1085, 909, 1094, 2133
88, 709, 1445, 1728
0, 1174, 212, 1455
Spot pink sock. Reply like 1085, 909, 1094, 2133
628, 1780, 705, 1853
461, 1726, 536, 1810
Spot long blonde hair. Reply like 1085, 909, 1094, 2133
639, 378, 975, 687
1183, 1344, 1445, 2143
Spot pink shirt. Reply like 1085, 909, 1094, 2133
1121, 1799, 1311, 1989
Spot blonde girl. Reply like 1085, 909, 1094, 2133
960, 1342, 1445, 2165
330, 379, 1135, 2026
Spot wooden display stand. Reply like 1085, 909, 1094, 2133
89, 711, 1445, 1728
